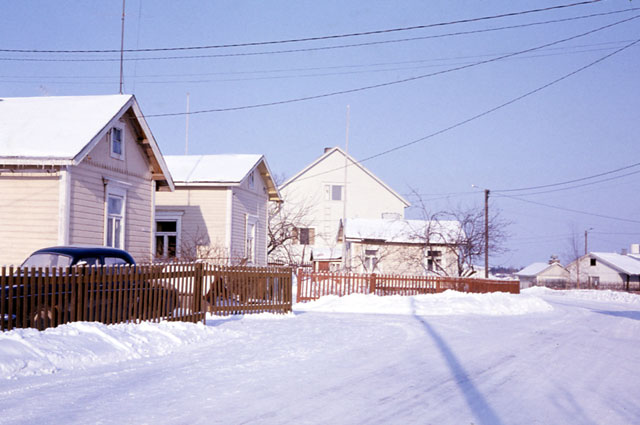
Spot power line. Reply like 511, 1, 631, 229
143, 15, 640, 117
494, 161, 640, 192
2, 39, 634, 84
288, 34, 640, 185
0, 1, 601, 54
495, 193, 640, 224
1, 8, 632, 64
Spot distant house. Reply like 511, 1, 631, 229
516, 257, 569, 289
342, 217, 463, 276
566, 251, 640, 291
0, 95, 174, 265
274, 147, 410, 264
154, 154, 281, 266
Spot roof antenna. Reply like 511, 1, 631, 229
119, 0, 126, 94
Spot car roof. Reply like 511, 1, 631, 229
31, 246, 135, 260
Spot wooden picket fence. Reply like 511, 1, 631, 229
296, 270, 519, 302
1, 262, 292, 332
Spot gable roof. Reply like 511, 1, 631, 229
0, 94, 174, 190
345, 217, 463, 245
164, 154, 281, 201
516, 262, 553, 277
590, 252, 640, 275
280, 147, 410, 207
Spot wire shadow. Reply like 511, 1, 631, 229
411, 303, 504, 425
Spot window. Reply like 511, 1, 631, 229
104, 257, 128, 266
364, 249, 378, 272
246, 216, 258, 263
324, 184, 343, 201
106, 193, 125, 248
154, 212, 182, 259
295, 227, 315, 245
249, 171, 255, 189
590, 258, 597, 266
427, 250, 442, 272
155, 220, 178, 258
110, 127, 124, 160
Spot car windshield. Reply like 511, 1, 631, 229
21, 253, 73, 268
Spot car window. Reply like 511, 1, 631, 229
75, 257, 100, 266
104, 257, 129, 266
21, 253, 72, 268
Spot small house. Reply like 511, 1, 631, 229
0, 95, 174, 265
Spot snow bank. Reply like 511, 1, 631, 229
294, 290, 553, 316
523, 287, 640, 304
0, 321, 216, 379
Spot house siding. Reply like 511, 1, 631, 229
68, 117, 154, 263
230, 172, 269, 265
281, 149, 407, 250
155, 186, 229, 259
0, 173, 60, 265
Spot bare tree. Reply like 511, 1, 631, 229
406, 191, 510, 277
267, 174, 315, 266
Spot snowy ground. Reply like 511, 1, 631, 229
1, 288, 639, 424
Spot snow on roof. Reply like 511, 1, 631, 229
516, 262, 552, 277
591, 252, 640, 275
0, 95, 132, 159
165, 154, 263, 183
311, 246, 343, 261
345, 217, 463, 244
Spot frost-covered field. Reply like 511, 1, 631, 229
1, 289, 639, 424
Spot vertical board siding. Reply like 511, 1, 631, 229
155, 187, 229, 258
0, 174, 61, 265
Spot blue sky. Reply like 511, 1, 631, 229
2, 0, 639, 268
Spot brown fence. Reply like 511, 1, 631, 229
1, 262, 292, 332
296, 270, 519, 302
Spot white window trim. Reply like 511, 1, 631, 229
324, 183, 344, 201
246, 215, 258, 264
109, 125, 125, 160
154, 211, 183, 258
104, 184, 127, 249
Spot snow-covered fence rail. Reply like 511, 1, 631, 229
1, 262, 293, 331
296, 270, 519, 302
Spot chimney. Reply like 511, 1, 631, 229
621, 248, 628, 255
631, 244, 640, 255
324, 147, 334, 153
549, 254, 560, 265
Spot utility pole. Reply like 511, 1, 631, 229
119, 0, 126, 94
484, 188, 489, 278
342, 105, 350, 271
584, 227, 593, 255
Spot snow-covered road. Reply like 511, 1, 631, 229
1, 290, 639, 424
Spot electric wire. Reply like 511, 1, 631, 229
1, 8, 631, 64
142, 15, 640, 117
0, 1, 601, 54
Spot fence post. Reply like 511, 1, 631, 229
369, 273, 377, 295
194, 262, 206, 325
295, 268, 301, 304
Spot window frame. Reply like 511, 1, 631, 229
324, 184, 344, 202
109, 125, 125, 160
246, 215, 258, 264
104, 185, 127, 249
154, 212, 183, 259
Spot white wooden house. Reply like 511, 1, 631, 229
566, 251, 640, 290
516, 258, 569, 289
154, 154, 281, 266
274, 147, 410, 264
0, 95, 174, 265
